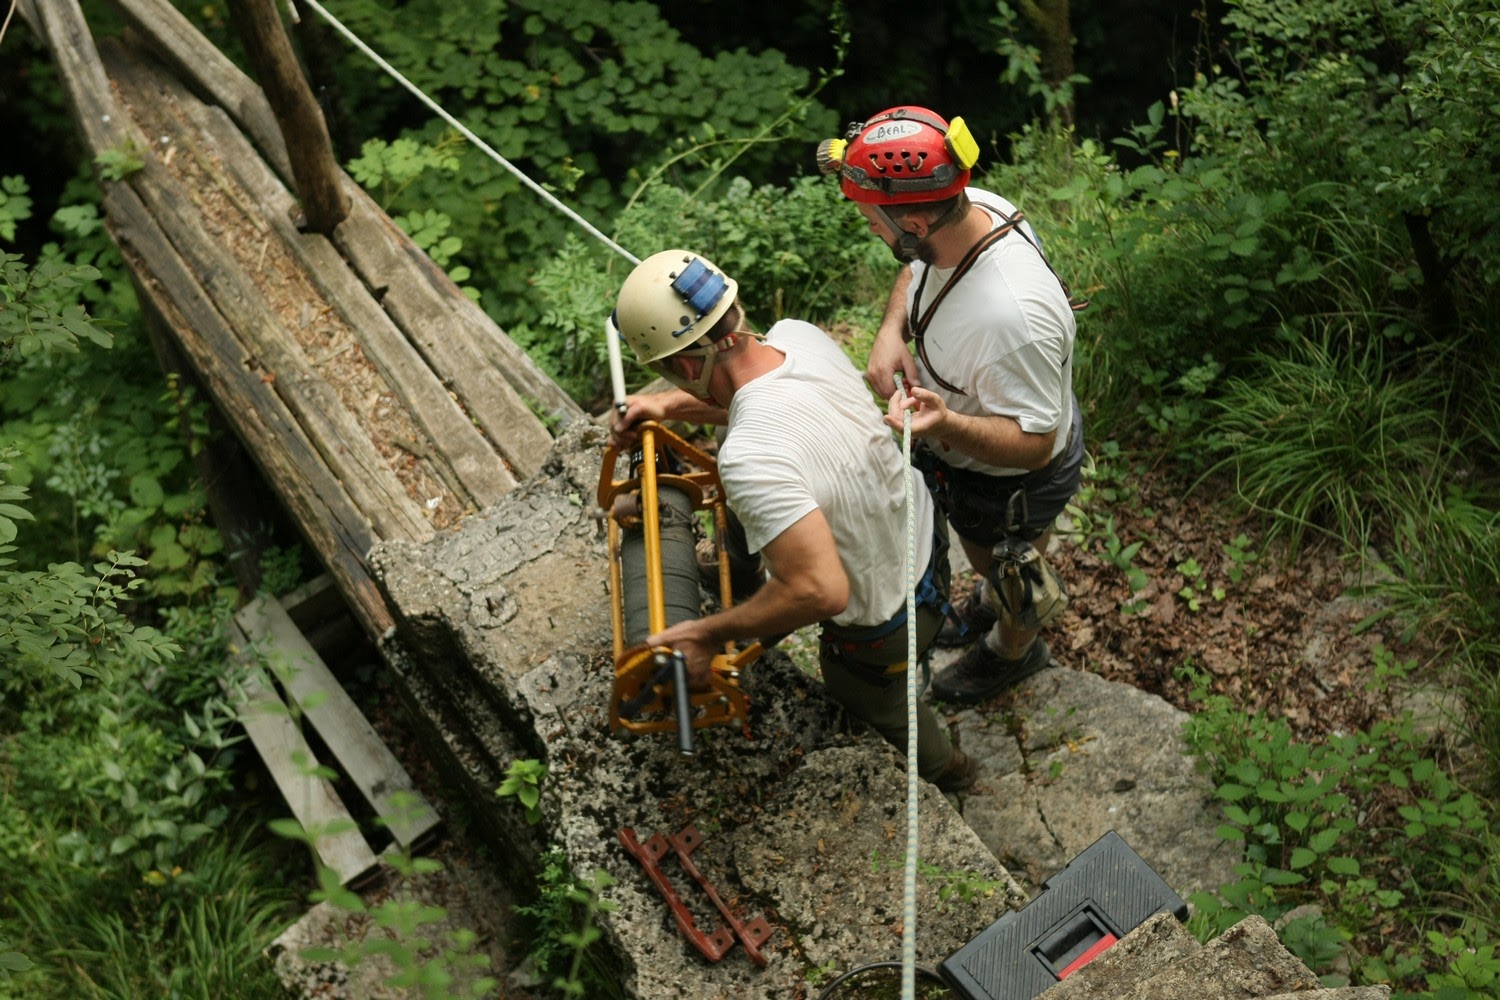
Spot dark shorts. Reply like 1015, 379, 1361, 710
915, 399, 1084, 545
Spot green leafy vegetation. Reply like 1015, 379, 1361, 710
0, 238, 289, 996
94, 140, 145, 182
870, 850, 1003, 913
299, 851, 500, 1000
1183, 658, 1497, 993
3, 0, 1497, 994
496, 757, 549, 825
519, 171, 884, 404
513, 848, 624, 999
319, 0, 840, 331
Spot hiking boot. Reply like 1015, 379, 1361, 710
931, 638, 1054, 704
931, 748, 979, 794
934, 579, 999, 648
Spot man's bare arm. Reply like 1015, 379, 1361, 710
865, 267, 918, 399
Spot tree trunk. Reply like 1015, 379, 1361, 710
1403, 211, 1458, 338
1017, 0, 1076, 127
230, 0, 348, 234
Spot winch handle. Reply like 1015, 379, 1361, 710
606, 315, 628, 417
670, 650, 694, 756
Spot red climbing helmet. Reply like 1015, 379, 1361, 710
817, 106, 980, 205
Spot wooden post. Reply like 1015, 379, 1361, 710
231, 0, 348, 234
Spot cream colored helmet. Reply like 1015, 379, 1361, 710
611, 250, 739, 365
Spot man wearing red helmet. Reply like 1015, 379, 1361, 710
819, 106, 1086, 703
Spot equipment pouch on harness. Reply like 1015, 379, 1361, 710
983, 537, 1069, 631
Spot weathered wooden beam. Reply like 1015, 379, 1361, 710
102, 39, 435, 543
136, 292, 274, 598
104, 180, 394, 636
238, 596, 441, 850
230, 0, 348, 234
105, 0, 294, 179
226, 620, 380, 886
182, 96, 519, 507
333, 203, 560, 481
26, 0, 140, 158
135, 164, 433, 543
104, 0, 583, 446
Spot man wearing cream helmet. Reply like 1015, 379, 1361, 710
609, 248, 977, 792
820, 106, 1086, 703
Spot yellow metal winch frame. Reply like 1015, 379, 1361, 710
596, 421, 759, 741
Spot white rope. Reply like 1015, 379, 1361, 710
0, 0, 19, 50
293, 0, 639, 266
895, 371, 918, 1000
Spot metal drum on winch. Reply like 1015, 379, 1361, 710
619, 482, 701, 646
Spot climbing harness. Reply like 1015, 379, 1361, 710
906, 216, 1025, 395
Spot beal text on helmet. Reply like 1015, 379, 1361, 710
865, 121, 924, 143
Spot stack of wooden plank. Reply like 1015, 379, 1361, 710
227, 579, 440, 885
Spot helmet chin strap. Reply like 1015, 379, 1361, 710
875, 198, 968, 263
874, 205, 921, 263
655, 339, 726, 399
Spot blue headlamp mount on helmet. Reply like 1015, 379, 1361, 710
668, 258, 731, 339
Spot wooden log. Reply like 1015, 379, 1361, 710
237, 597, 441, 850
135, 171, 432, 544
103, 181, 394, 637
335, 199, 563, 480
99, 85, 434, 547
102, 0, 582, 445
229, 0, 348, 234
105, 0, 294, 180
180, 96, 519, 507
26, 0, 141, 156
226, 621, 380, 886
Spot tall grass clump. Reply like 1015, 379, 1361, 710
0, 630, 296, 999
3, 826, 292, 1000
1203, 333, 1452, 556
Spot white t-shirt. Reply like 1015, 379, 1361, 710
907, 187, 1076, 476
718, 320, 934, 629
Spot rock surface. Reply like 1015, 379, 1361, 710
302, 419, 1367, 998
1038, 911, 1389, 1000
942, 656, 1239, 896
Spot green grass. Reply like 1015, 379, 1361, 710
1, 824, 293, 999
1204, 332, 1455, 556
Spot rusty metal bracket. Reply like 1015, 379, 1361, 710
619, 824, 773, 967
